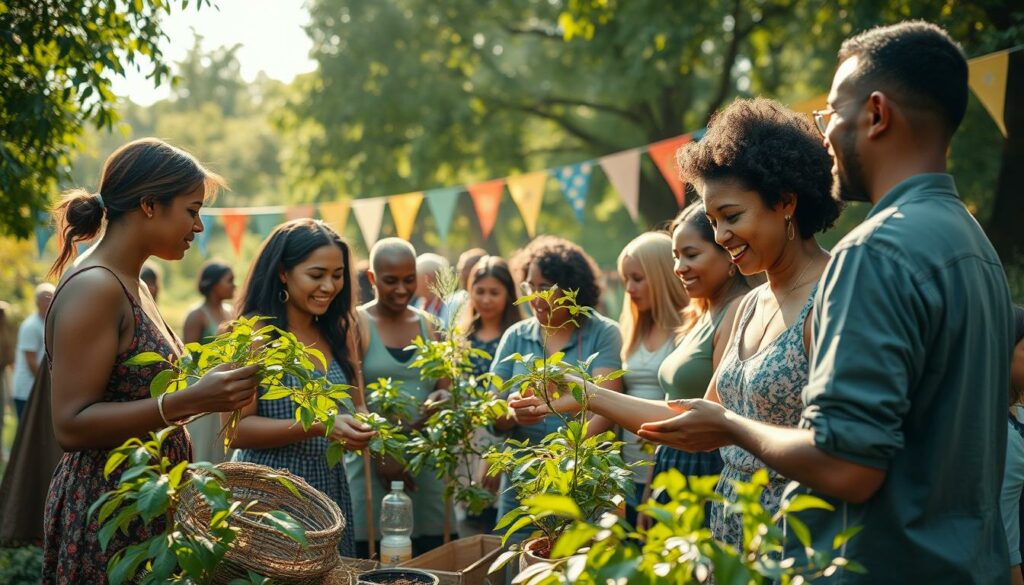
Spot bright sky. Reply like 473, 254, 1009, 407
110, 0, 316, 106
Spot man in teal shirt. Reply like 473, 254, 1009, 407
639, 21, 1015, 583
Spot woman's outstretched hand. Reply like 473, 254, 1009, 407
637, 399, 735, 452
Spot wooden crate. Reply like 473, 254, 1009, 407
399, 535, 506, 585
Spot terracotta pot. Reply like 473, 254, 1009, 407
357, 568, 440, 585
518, 537, 552, 573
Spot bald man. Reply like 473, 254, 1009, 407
12, 283, 54, 420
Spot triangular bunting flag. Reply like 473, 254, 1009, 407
599, 149, 642, 221
251, 212, 285, 239
196, 213, 213, 256
968, 50, 1009, 137
388, 192, 424, 241
506, 171, 549, 237
318, 201, 350, 235
467, 179, 506, 239
286, 204, 316, 221
221, 213, 249, 256
648, 135, 692, 208
351, 197, 387, 249
34, 213, 52, 258
425, 187, 461, 241
791, 94, 827, 116
555, 162, 594, 223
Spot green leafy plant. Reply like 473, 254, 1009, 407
125, 315, 354, 451
402, 269, 509, 522
483, 287, 633, 562
91, 428, 307, 585
0, 545, 42, 585
501, 468, 864, 585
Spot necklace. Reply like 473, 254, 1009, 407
749, 258, 820, 354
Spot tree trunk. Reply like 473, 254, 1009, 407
985, 49, 1024, 267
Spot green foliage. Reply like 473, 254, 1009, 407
128, 315, 354, 450
93, 428, 306, 584
358, 269, 509, 514
0, 546, 42, 585
504, 468, 863, 585
0, 0, 213, 238
484, 287, 633, 555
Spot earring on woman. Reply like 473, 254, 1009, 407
785, 215, 796, 241
728, 265, 737, 277
278, 288, 290, 303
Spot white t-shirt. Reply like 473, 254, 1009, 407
12, 312, 44, 400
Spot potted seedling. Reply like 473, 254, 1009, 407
482, 287, 635, 572
404, 268, 509, 541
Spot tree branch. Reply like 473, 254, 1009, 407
500, 22, 563, 40
540, 96, 646, 126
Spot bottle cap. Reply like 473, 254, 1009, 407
391, 481, 404, 491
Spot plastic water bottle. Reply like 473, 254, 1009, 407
379, 481, 413, 567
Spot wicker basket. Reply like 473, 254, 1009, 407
175, 461, 345, 584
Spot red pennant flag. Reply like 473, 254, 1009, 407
467, 179, 506, 239
648, 134, 692, 208
286, 204, 316, 221
220, 213, 249, 256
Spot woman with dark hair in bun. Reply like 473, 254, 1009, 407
42, 138, 261, 583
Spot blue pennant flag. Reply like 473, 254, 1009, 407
34, 212, 53, 258
425, 187, 462, 241
554, 162, 594, 222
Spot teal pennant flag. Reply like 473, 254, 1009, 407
425, 187, 462, 241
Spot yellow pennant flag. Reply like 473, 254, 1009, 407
318, 201, 350, 234
506, 171, 549, 237
388, 192, 424, 241
968, 50, 1009, 137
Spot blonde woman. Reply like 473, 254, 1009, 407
617, 232, 689, 520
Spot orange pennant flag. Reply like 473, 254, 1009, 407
648, 135, 692, 208
318, 201, 350, 234
388, 192, 424, 241
286, 204, 316, 221
506, 171, 549, 237
220, 213, 249, 256
467, 179, 506, 239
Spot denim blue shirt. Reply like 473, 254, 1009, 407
490, 311, 622, 538
789, 174, 1014, 584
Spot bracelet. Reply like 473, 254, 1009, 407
156, 393, 186, 427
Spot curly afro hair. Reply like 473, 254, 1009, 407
511, 235, 602, 310
677, 97, 842, 239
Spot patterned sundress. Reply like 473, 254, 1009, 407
232, 360, 357, 557
43, 266, 191, 584
710, 284, 816, 550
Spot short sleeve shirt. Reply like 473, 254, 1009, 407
789, 174, 1014, 584
12, 313, 44, 400
490, 311, 622, 444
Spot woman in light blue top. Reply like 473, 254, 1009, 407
616, 232, 688, 521
491, 236, 623, 544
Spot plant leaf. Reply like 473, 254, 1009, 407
124, 352, 166, 366
261, 510, 308, 548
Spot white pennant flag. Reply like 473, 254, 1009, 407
351, 197, 388, 249
599, 148, 642, 221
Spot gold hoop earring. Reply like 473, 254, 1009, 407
278, 289, 290, 303
785, 215, 796, 241
728, 265, 736, 277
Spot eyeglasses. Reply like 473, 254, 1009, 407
519, 282, 555, 296
812, 107, 836, 136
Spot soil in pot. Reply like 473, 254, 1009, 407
357, 568, 439, 585
519, 537, 553, 572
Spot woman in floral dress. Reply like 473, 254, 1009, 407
43, 138, 261, 583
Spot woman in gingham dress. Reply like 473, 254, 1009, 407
229, 219, 374, 557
